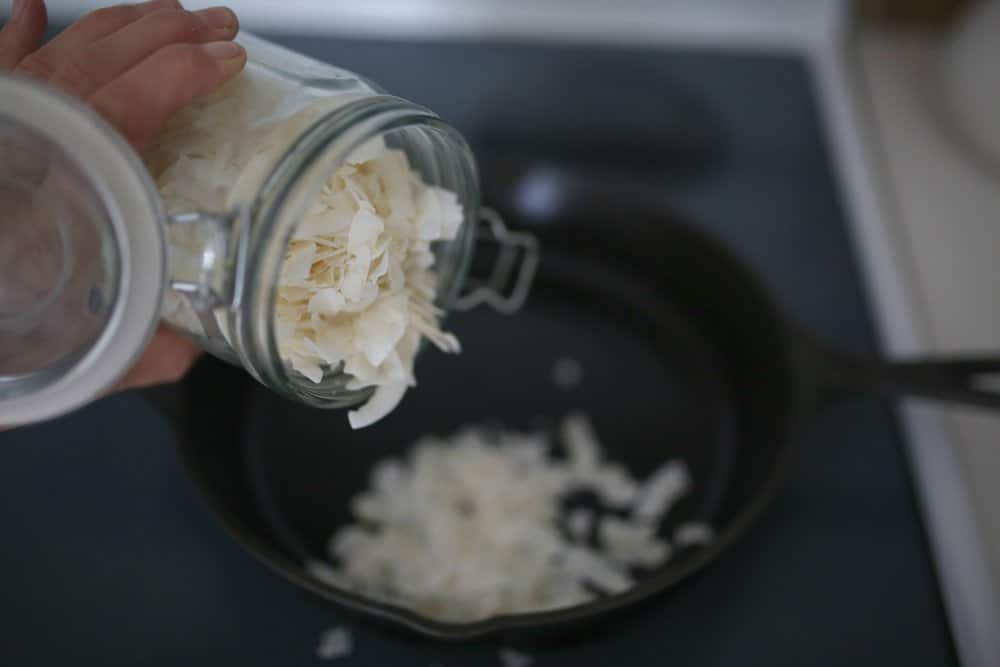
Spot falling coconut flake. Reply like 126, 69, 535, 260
499, 649, 534, 667
551, 356, 584, 390
316, 626, 353, 661
348, 381, 408, 430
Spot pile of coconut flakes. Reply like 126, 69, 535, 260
307, 414, 714, 622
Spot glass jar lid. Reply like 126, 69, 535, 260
0, 76, 165, 426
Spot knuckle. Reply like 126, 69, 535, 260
86, 5, 142, 30
167, 43, 213, 73
152, 10, 205, 42
15, 53, 54, 81
49, 58, 99, 98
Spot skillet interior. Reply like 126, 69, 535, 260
179, 201, 800, 638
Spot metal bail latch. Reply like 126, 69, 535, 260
452, 207, 539, 314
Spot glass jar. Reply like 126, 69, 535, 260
0, 34, 537, 427
152, 33, 492, 410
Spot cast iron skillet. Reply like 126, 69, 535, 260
178, 196, 1000, 640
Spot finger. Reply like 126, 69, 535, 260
47, 0, 181, 52
23, 7, 239, 99
0, 0, 47, 69
112, 325, 202, 392
90, 40, 245, 151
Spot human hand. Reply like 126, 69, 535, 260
0, 0, 246, 393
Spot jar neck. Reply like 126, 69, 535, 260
234, 95, 480, 406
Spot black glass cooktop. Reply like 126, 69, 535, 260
0, 35, 955, 666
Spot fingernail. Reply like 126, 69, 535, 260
195, 6, 236, 31
201, 40, 243, 61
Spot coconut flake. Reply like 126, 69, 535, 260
551, 356, 584, 390
599, 517, 672, 568
308, 288, 347, 315
499, 649, 534, 667
566, 508, 594, 542
561, 413, 601, 473
632, 461, 691, 523
281, 242, 316, 283
416, 186, 464, 241
340, 245, 372, 303
561, 545, 633, 594
290, 353, 323, 383
589, 463, 640, 508
347, 207, 383, 252
346, 136, 388, 165
316, 626, 352, 661
348, 381, 408, 429
353, 294, 408, 367
306, 560, 351, 589
673, 522, 715, 548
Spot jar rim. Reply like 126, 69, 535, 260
236, 95, 480, 407
0, 75, 165, 425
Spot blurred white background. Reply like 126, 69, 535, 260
25, 0, 839, 48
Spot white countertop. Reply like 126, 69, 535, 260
854, 30, 1000, 662
859, 33, 1000, 355
813, 23, 1000, 665
42, 0, 840, 50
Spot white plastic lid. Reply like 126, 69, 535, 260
0, 75, 165, 426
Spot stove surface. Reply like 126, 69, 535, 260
0, 38, 956, 666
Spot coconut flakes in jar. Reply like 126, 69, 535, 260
147, 66, 466, 429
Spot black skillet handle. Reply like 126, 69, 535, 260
796, 333, 1000, 411
873, 357, 1000, 409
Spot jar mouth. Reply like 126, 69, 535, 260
0, 77, 164, 426
238, 95, 479, 407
